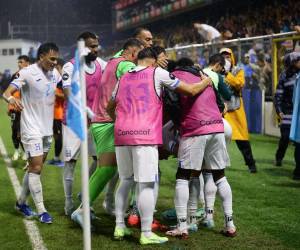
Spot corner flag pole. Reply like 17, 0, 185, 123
78, 40, 91, 250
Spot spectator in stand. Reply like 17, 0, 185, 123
220, 27, 233, 41
198, 49, 210, 69
243, 53, 260, 89
193, 23, 221, 42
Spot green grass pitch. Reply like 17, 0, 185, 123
0, 99, 299, 250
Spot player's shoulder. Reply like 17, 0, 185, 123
96, 57, 107, 69
63, 61, 74, 71
154, 66, 171, 77
17, 64, 39, 79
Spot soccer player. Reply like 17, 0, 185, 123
165, 57, 236, 238
201, 54, 233, 230
9, 55, 30, 161
61, 32, 107, 216
107, 48, 212, 244
3, 43, 61, 224
71, 38, 144, 225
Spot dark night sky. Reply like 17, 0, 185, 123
0, 0, 113, 45
0, 0, 112, 25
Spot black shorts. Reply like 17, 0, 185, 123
53, 119, 62, 136
10, 111, 21, 131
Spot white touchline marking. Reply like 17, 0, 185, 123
0, 137, 47, 250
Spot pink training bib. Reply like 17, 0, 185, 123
172, 70, 224, 137
92, 57, 125, 123
62, 58, 103, 124
115, 67, 163, 146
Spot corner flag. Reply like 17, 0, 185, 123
66, 49, 85, 141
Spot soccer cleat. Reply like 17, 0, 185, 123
248, 165, 257, 173
71, 209, 84, 228
114, 226, 133, 240
12, 150, 20, 161
15, 202, 36, 218
39, 212, 53, 224
221, 226, 237, 237
71, 209, 97, 230
202, 218, 215, 229
140, 232, 169, 245
166, 227, 188, 239
188, 223, 198, 233
127, 206, 140, 227
274, 159, 282, 167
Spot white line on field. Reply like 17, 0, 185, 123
0, 137, 47, 250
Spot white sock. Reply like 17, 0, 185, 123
89, 160, 97, 177
28, 172, 46, 214
175, 179, 189, 231
215, 176, 234, 228
105, 172, 119, 208
63, 161, 75, 205
153, 179, 159, 211
188, 177, 199, 224
115, 177, 134, 228
138, 182, 155, 237
204, 172, 217, 220
18, 171, 30, 204
198, 173, 205, 207
54, 156, 60, 161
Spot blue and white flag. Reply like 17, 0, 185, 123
66, 50, 85, 141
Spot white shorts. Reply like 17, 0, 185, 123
223, 118, 232, 146
162, 120, 179, 153
22, 136, 52, 158
62, 124, 97, 162
116, 146, 159, 183
178, 133, 229, 171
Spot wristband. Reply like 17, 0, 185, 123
7, 96, 15, 103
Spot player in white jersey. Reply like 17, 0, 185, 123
3, 43, 61, 224
61, 31, 107, 216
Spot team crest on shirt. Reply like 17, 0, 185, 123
62, 73, 69, 81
